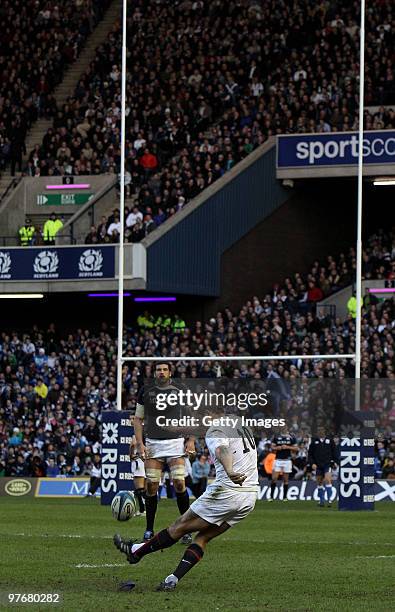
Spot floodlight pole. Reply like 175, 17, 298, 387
116, 0, 128, 411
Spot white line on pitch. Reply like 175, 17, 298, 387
222, 537, 394, 546
357, 555, 395, 559
5, 533, 113, 539
75, 563, 128, 569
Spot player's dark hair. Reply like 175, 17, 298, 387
155, 361, 171, 371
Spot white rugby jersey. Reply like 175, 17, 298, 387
205, 424, 259, 490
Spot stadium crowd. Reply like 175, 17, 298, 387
1, 227, 394, 475
0, 0, 394, 477
0, 0, 111, 176
18, 0, 394, 240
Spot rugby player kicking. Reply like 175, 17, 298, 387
114, 420, 258, 591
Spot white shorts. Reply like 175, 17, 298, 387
190, 483, 257, 527
273, 459, 292, 474
146, 438, 185, 461
131, 457, 145, 478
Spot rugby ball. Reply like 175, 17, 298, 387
111, 490, 138, 521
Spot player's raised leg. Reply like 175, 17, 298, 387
117, 508, 210, 564
157, 519, 230, 591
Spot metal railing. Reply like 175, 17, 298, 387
0, 177, 21, 204
0, 236, 19, 247
316, 303, 336, 321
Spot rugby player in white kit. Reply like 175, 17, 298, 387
114, 419, 258, 591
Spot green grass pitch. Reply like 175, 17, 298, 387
0, 498, 394, 611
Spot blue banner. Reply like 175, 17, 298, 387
338, 412, 375, 511
0, 246, 115, 281
258, 480, 394, 502
101, 410, 134, 506
30, 477, 395, 501
277, 130, 395, 168
35, 477, 98, 497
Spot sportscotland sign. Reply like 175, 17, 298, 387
276, 130, 395, 178
0, 246, 115, 281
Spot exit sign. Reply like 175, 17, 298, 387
37, 193, 93, 206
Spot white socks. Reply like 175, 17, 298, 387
131, 542, 145, 554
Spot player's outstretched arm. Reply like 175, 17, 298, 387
215, 445, 246, 486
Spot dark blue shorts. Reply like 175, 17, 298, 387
316, 464, 331, 477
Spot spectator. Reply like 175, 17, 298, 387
107, 215, 121, 242
34, 377, 48, 400
191, 455, 210, 498
347, 292, 358, 319
86, 454, 101, 497
126, 206, 143, 229
43, 213, 63, 245
32, 0, 394, 245
85, 226, 98, 245
382, 458, 395, 479
173, 315, 186, 332
0, 229, 393, 474
0, 0, 112, 176
46, 458, 60, 477
9, 124, 26, 176
18, 218, 36, 247
9, 427, 23, 446
129, 221, 145, 243
137, 311, 155, 330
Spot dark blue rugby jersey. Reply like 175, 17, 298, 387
272, 434, 297, 459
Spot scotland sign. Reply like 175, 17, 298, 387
0, 246, 115, 281
276, 130, 395, 178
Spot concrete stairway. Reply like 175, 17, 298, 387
0, 0, 120, 202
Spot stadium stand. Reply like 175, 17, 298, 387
0, 0, 112, 189
19, 0, 394, 242
0, 228, 393, 474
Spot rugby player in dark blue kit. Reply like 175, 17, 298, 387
268, 430, 298, 501
308, 426, 338, 507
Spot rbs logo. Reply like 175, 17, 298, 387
101, 422, 119, 494
340, 437, 361, 498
